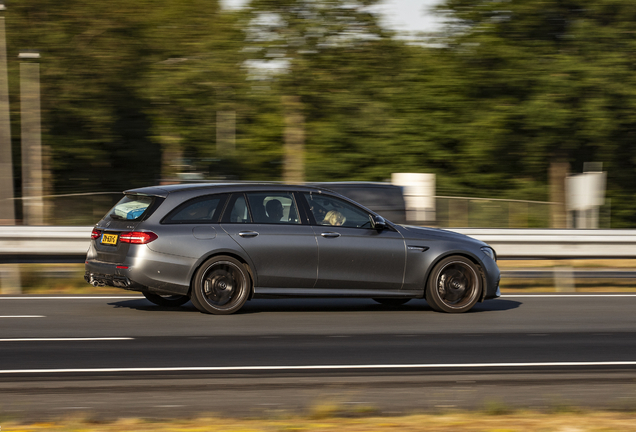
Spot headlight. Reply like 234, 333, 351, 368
481, 246, 497, 262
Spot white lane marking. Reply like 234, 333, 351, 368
55, 407, 91, 410
0, 337, 133, 342
503, 294, 636, 298
0, 296, 143, 299
0, 315, 45, 318
0, 361, 635, 374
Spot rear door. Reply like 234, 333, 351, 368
220, 192, 318, 288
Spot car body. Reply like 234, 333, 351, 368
85, 183, 500, 314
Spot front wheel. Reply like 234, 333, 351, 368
426, 256, 482, 313
190, 256, 250, 315
143, 292, 190, 307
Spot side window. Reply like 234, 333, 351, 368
303, 193, 373, 228
222, 194, 251, 223
163, 194, 226, 224
246, 192, 301, 224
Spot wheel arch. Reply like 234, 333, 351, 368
423, 251, 487, 302
187, 250, 256, 299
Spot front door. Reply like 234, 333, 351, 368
301, 192, 406, 290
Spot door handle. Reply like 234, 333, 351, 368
238, 231, 259, 238
321, 232, 341, 238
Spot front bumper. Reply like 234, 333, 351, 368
481, 255, 501, 300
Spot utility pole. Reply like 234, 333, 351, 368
549, 161, 569, 228
19, 50, 44, 225
0, 1, 15, 225
282, 96, 305, 184
0, 2, 21, 294
216, 110, 236, 155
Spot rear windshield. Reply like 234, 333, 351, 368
108, 195, 154, 221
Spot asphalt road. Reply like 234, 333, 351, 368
2, 294, 636, 419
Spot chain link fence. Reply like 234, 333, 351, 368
434, 196, 612, 229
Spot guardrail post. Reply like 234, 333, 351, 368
554, 266, 575, 292
0, 264, 21, 294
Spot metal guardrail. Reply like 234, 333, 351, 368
452, 229, 636, 259
1, 227, 636, 263
502, 270, 636, 279
0, 226, 90, 263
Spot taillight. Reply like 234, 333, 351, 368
120, 231, 158, 244
91, 229, 101, 240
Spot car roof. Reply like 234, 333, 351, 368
307, 181, 399, 188
125, 182, 331, 198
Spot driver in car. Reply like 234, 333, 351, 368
322, 210, 346, 226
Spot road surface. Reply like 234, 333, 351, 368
1, 294, 636, 419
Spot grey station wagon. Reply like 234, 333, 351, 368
85, 183, 500, 314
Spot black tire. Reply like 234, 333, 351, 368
190, 255, 250, 315
143, 292, 190, 307
372, 298, 411, 306
425, 256, 482, 313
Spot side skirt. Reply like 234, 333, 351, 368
253, 287, 423, 299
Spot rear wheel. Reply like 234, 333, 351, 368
143, 292, 189, 307
372, 298, 411, 306
426, 256, 481, 313
190, 256, 250, 315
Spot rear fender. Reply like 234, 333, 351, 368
187, 249, 257, 297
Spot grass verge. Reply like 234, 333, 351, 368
3, 410, 636, 431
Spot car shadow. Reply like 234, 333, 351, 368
237, 298, 521, 314
108, 297, 522, 314
469, 298, 522, 312
108, 299, 199, 313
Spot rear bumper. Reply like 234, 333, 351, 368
84, 271, 142, 290
84, 251, 192, 296
84, 260, 145, 291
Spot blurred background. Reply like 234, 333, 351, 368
3, 3, 636, 425
0, 0, 633, 229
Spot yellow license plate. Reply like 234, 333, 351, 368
101, 233, 118, 245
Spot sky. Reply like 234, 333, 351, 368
220, 0, 445, 35
373, 0, 445, 35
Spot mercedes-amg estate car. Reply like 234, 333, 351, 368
85, 183, 500, 314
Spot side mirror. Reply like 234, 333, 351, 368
372, 215, 387, 230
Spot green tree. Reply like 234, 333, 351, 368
426, 0, 636, 224
8, 0, 161, 193
242, 0, 408, 181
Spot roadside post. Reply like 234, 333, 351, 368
19, 50, 44, 226
0, 2, 21, 294
0, 0, 15, 225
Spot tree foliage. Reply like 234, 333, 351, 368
430, 0, 636, 223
